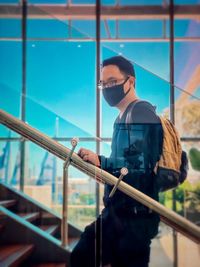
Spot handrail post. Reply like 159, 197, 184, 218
61, 137, 79, 247
109, 167, 128, 198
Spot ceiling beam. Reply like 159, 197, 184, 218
0, 4, 200, 20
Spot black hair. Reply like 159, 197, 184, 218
102, 55, 136, 78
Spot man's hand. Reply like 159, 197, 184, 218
77, 148, 100, 167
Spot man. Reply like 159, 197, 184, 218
71, 56, 163, 267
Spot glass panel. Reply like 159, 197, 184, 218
0, 40, 22, 138
0, 19, 21, 38
174, 20, 200, 38
174, 8, 200, 102
0, 84, 21, 119
0, 2, 22, 111
166, 19, 200, 39
120, 0, 163, 5
26, 6, 96, 138
23, 141, 63, 209
65, 141, 96, 229
0, 86, 21, 138
119, 20, 163, 38
27, 19, 70, 38
72, 20, 95, 38
27, 6, 90, 39
0, 41, 22, 109
73, 0, 95, 3
0, 0, 19, 2
174, 0, 200, 4
102, 42, 170, 81
0, 139, 20, 189
174, 41, 200, 99
101, 0, 117, 5
175, 85, 200, 138
28, 0, 67, 3
182, 141, 200, 224
72, 20, 117, 39
25, 94, 94, 138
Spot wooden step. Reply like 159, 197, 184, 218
0, 200, 17, 208
39, 225, 59, 235
0, 244, 34, 266
32, 264, 66, 267
18, 212, 40, 222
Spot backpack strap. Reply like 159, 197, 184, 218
125, 99, 161, 174
125, 99, 153, 124
125, 99, 140, 124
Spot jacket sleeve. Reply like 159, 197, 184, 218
98, 155, 110, 171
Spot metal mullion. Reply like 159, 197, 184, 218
20, 0, 27, 192
96, 0, 101, 219
169, 1, 178, 267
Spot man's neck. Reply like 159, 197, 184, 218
118, 96, 138, 119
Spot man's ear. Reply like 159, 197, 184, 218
129, 76, 135, 88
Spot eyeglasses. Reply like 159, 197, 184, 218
98, 76, 129, 90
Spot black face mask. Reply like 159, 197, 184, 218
102, 77, 131, 107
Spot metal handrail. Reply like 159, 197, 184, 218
0, 109, 200, 244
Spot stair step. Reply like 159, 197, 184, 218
39, 225, 59, 235
18, 212, 40, 222
32, 264, 66, 267
0, 244, 34, 266
0, 200, 17, 208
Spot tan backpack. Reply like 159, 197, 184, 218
126, 100, 188, 192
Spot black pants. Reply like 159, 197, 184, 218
70, 207, 160, 267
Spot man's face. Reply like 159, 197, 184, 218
101, 65, 127, 88
101, 64, 134, 92
102, 64, 125, 82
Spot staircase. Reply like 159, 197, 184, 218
0, 182, 81, 267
